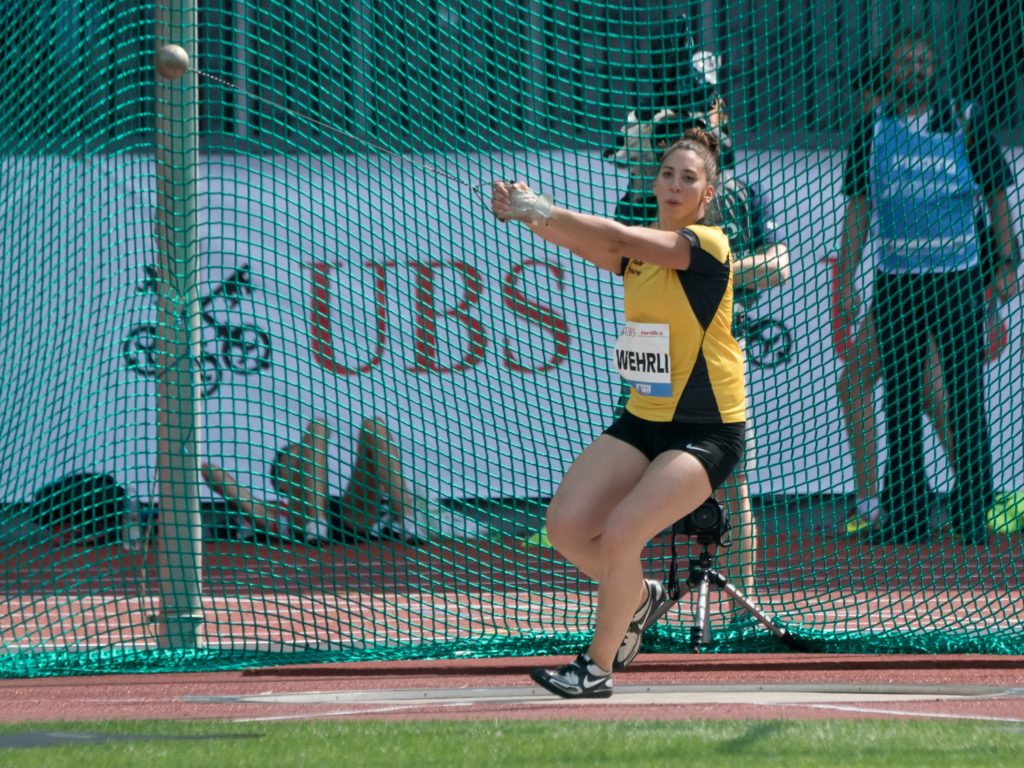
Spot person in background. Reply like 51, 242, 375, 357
202, 416, 424, 546
705, 100, 789, 601
836, 29, 1020, 545
836, 52, 1016, 536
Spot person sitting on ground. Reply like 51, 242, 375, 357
201, 416, 424, 546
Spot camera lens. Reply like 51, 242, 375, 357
689, 499, 721, 532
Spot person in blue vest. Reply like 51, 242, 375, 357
836, 29, 1020, 545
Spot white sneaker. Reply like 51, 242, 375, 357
303, 519, 330, 545
368, 508, 425, 545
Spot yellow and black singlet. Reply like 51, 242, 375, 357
616, 224, 746, 424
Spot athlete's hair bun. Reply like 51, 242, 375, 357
681, 126, 720, 163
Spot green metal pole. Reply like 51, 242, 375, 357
154, 1, 204, 649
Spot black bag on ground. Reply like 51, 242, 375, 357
30, 472, 127, 544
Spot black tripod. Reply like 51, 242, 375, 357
655, 498, 810, 652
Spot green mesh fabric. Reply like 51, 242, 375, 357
2, 1, 1023, 678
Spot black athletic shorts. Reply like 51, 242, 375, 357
603, 409, 746, 491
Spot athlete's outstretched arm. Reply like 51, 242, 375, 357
491, 181, 692, 272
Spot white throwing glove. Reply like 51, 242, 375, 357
492, 182, 554, 225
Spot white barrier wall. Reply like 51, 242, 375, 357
1, 148, 1021, 504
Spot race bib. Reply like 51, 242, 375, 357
614, 322, 672, 397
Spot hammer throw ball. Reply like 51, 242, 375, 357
155, 45, 190, 80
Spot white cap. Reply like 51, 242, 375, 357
691, 50, 720, 86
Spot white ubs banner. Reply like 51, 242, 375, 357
1, 148, 1021, 505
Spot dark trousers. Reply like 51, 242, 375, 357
874, 267, 995, 538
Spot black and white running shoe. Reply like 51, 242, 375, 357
530, 653, 613, 699
613, 578, 671, 671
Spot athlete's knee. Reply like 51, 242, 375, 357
305, 417, 330, 436
544, 500, 596, 553
360, 416, 392, 443
544, 508, 578, 552
597, 515, 647, 562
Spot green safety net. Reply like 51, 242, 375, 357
2, 1, 1023, 678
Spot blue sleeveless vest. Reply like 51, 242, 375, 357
870, 105, 980, 273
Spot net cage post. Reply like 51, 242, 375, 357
153, 0, 205, 649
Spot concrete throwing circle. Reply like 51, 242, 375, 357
184, 682, 1018, 708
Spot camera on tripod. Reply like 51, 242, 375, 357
671, 497, 731, 546
659, 495, 810, 652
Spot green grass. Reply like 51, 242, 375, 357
1, 719, 1023, 767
